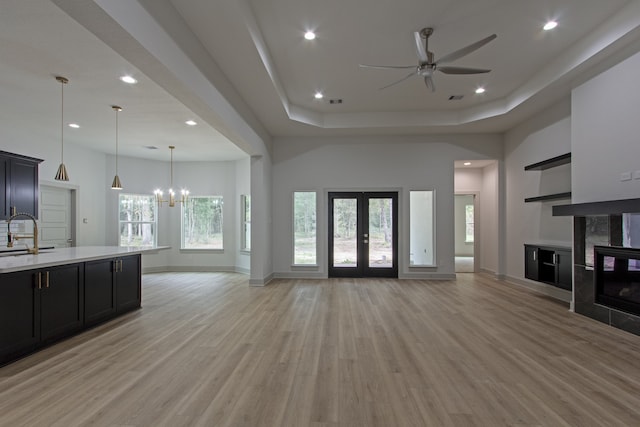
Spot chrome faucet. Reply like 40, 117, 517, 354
7, 212, 39, 254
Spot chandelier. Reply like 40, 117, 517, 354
154, 145, 189, 207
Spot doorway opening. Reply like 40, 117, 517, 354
328, 192, 398, 278
455, 194, 475, 272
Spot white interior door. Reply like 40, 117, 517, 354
39, 185, 73, 248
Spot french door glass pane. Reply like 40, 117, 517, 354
368, 198, 393, 268
333, 198, 358, 267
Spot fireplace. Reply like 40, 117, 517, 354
595, 246, 640, 316
553, 198, 640, 336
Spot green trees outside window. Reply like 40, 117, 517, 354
294, 191, 316, 264
182, 196, 223, 249
119, 194, 157, 247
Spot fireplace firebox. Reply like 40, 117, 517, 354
595, 245, 640, 316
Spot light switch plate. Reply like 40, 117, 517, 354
620, 171, 632, 181
634, 170, 640, 180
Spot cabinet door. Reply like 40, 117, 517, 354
556, 250, 573, 290
0, 270, 40, 364
116, 255, 141, 313
40, 263, 84, 342
0, 155, 8, 219
524, 246, 539, 281
84, 259, 116, 325
10, 158, 40, 218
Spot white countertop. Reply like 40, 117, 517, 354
0, 246, 169, 273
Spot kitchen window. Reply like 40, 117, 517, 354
182, 196, 224, 250
119, 194, 157, 247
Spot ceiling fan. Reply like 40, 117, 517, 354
359, 28, 497, 92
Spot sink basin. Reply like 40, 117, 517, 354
0, 249, 55, 257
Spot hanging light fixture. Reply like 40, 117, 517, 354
111, 105, 123, 190
54, 76, 69, 181
154, 146, 189, 207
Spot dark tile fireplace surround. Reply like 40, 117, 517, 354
554, 198, 640, 336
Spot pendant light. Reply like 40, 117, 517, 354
54, 76, 69, 181
154, 146, 189, 207
111, 105, 123, 190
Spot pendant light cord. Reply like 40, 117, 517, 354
170, 146, 174, 189
115, 108, 119, 174
60, 79, 64, 163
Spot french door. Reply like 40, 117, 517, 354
328, 192, 398, 278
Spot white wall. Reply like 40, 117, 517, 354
572, 49, 640, 203
271, 134, 502, 279
455, 168, 483, 193
250, 153, 273, 285
504, 100, 573, 281
480, 162, 500, 274
105, 154, 250, 273
235, 157, 250, 274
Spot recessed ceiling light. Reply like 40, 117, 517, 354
304, 31, 316, 40
185, 120, 197, 126
144, 145, 158, 150
543, 21, 558, 31
475, 87, 486, 94
120, 75, 137, 84
314, 92, 323, 99
464, 162, 472, 166
68, 123, 80, 129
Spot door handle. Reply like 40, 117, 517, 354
36, 272, 42, 290
45, 271, 50, 288
533, 250, 536, 261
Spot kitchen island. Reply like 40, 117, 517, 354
0, 246, 166, 365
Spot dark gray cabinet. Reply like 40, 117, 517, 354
116, 255, 142, 312
524, 244, 572, 290
0, 270, 40, 364
1, 254, 141, 366
0, 263, 83, 365
85, 254, 141, 326
84, 259, 117, 326
0, 151, 43, 219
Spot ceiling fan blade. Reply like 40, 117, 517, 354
379, 72, 416, 90
437, 34, 497, 65
359, 64, 416, 70
414, 31, 429, 63
438, 66, 491, 74
424, 75, 435, 92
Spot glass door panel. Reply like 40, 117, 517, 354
332, 198, 358, 268
368, 197, 393, 268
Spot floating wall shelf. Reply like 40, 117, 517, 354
524, 153, 571, 203
524, 153, 571, 171
525, 192, 572, 203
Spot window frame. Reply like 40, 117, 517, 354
409, 189, 436, 267
240, 194, 251, 252
118, 193, 157, 248
292, 191, 318, 266
180, 195, 224, 251
465, 203, 474, 243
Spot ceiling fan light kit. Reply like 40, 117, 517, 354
360, 27, 497, 92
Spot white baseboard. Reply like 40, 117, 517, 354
274, 271, 327, 279
249, 273, 274, 287
399, 272, 456, 280
504, 275, 572, 303
143, 265, 244, 274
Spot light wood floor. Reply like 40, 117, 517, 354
2, 273, 640, 426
